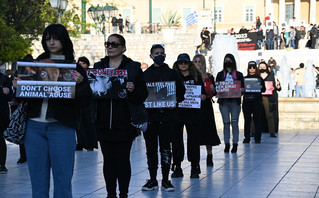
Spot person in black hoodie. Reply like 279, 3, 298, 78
171, 53, 206, 179
0, 71, 13, 174
142, 44, 185, 192
216, 54, 244, 153
242, 61, 266, 143
93, 34, 148, 198
12, 24, 91, 198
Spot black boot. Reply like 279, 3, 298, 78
171, 164, 183, 178
206, 154, 214, 167
190, 164, 201, 178
224, 143, 230, 153
231, 143, 238, 153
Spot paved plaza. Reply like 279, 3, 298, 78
1, 129, 319, 198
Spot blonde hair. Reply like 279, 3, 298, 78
192, 54, 207, 80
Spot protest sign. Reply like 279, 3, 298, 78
178, 85, 201, 109
86, 68, 128, 99
263, 81, 274, 95
216, 80, 241, 98
244, 78, 261, 93
16, 61, 76, 99
144, 81, 176, 108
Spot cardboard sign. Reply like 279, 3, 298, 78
86, 69, 127, 99
244, 78, 261, 93
178, 85, 201, 109
16, 61, 76, 99
215, 80, 241, 98
263, 81, 274, 95
144, 81, 176, 108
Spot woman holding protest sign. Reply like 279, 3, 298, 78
12, 24, 91, 198
193, 54, 220, 166
171, 53, 205, 178
242, 61, 265, 144
258, 62, 281, 138
216, 53, 244, 153
92, 34, 148, 198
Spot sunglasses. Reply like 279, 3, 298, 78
178, 61, 189, 65
105, 42, 124, 48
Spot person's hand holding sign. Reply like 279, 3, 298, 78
73, 70, 84, 84
126, 82, 134, 92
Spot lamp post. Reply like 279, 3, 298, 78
88, 4, 118, 55
49, 0, 68, 24
213, 0, 216, 33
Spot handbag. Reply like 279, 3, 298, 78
3, 101, 29, 144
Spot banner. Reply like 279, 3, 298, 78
263, 81, 274, 95
216, 80, 241, 98
16, 61, 76, 99
86, 68, 127, 99
186, 11, 198, 27
144, 81, 176, 108
244, 78, 261, 93
234, 33, 258, 50
178, 85, 201, 109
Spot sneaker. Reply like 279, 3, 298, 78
171, 166, 183, 178
0, 165, 8, 174
190, 165, 201, 178
17, 158, 27, 164
161, 180, 174, 192
142, 179, 158, 191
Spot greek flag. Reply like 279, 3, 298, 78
186, 11, 198, 27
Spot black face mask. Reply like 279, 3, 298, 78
224, 62, 233, 70
259, 69, 267, 73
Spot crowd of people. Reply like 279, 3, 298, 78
0, 23, 318, 198
111, 14, 133, 34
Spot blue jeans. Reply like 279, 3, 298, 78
295, 85, 305, 97
289, 39, 296, 49
267, 39, 274, 50
24, 120, 76, 198
219, 101, 241, 144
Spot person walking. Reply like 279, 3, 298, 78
142, 44, 185, 192
216, 54, 244, 153
93, 34, 148, 198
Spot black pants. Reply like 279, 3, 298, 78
100, 140, 133, 197
0, 130, 6, 165
172, 120, 200, 166
243, 100, 263, 142
143, 121, 173, 181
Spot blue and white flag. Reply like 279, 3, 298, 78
186, 11, 198, 27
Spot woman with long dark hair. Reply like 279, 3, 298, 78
216, 54, 244, 153
193, 54, 220, 166
18, 24, 91, 198
242, 61, 265, 143
171, 53, 205, 178
93, 34, 148, 198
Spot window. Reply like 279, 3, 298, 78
182, 8, 192, 20
152, 8, 161, 24
214, 7, 223, 23
245, 6, 254, 22
285, 4, 294, 23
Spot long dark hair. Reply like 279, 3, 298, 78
223, 53, 237, 79
173, 60, 201, 83
41, 24, 74, 60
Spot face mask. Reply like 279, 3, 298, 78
224, 62, 233, 69
153, 55, 165, 65
259, 69, 267, 73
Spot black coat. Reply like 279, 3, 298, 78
93, 55, 148, 140
0, 73, 13, 131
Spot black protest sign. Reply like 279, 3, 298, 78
144, 81, 176, 108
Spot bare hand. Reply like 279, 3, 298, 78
200, 94, 206, 101
2, 87, 9, 94
126, 82, 135, 92
73, 71, 83, 84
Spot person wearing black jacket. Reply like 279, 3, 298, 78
0, 71, 13, 174
13, 24, 91, 198
171, 53, 205, 179
216, 54, 244, 153
242, 61, 266, 143
93, 34, 148, 198
142, 44, 185, 192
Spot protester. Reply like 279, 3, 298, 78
142, 44, 185, 192
216, 54, 244, 153
75, 56, 97, 151
13, 24, 91, 197
259, 62, 281, 138
93, 34, 148, 198
171, 53, 205, 178
0, 68, 13, 173
193, 54, 220, 166
242, 61, 265, 143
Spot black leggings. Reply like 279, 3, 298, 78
100, 140, 133, 197
0, 130, 6, 165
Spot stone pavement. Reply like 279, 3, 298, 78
1, 129, 319, 198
